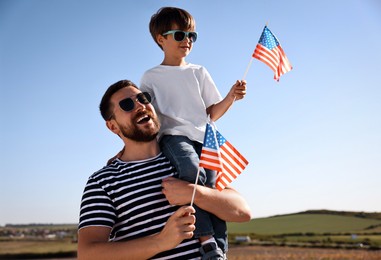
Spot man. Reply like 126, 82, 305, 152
78, 80, 251, 259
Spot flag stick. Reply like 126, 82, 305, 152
190, 167, 201, 207
242, 57, 254, 81
209, 121, 223, 186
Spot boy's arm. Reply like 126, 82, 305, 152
77, 206, 196, 260
207, 80, 246, 122
162, 177, 252, 222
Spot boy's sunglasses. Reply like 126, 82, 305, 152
162, 30, 198, 43
119, 92, 152, 112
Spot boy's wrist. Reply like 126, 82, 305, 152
224, 93, 236, 105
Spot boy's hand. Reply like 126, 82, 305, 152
229, 80, 247, 101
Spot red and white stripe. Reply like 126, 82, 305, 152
253, 44, 292, 81
215, 141, 249, 191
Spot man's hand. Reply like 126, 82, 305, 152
156, 205, 196, 250
162, 177, 194, 205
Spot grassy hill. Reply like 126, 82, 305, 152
284, 210, 381, 220
227, 210, 381, 249
228, 210, 381, 235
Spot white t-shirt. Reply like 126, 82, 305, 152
140, 64, 222, 142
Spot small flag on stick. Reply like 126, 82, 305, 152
199, 123, 249, 191
252, 26, 292, 81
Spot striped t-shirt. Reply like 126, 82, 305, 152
79, 153, 201, 259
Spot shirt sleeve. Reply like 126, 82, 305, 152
139, 71, 153, 96
78, 177, 117, 230
199, 66, 223, 108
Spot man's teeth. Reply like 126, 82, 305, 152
137, 115, 150, 123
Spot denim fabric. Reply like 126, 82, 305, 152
160, 135, 228, 252
160, 135, 207, 184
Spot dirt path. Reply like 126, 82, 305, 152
227, 245, 381, 260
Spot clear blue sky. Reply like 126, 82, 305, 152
1, 0, 380, 225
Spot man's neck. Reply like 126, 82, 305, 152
119, 140, 160, 162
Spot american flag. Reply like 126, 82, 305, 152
199, 123, 249, 191
253, 26, 292, 81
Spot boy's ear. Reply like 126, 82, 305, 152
156, 34, 165, 46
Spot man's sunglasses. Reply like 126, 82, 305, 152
162, 30, 198, 43
119, 92, 152, 112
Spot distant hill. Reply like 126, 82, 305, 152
4, 223, 77, 229
276, 209, 381, 220
228, 209, 381, 235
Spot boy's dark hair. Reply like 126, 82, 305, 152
99, 80, 138, 121
149, 7, 196, 49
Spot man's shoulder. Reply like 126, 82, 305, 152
89, 159, 131, 179
90, 153, 172, 179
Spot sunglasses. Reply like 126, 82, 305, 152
162, 30, 198, 43
119, 92, 152, 112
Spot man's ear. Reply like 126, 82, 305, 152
106, 120, 120, 135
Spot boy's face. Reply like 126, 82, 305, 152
158, 25, 196, 61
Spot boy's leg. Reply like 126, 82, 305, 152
160, 135, 206, 184
160, 135, 214, 237
195, 142, 228, 254
161, 136, 225, 259
209, 211, 228, 253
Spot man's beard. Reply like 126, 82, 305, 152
118, 112, 160, 142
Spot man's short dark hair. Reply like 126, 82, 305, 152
99, 80, 138, 121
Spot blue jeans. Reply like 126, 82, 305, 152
160, 135, 227, 252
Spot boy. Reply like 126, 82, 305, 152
140, 7, 246, 260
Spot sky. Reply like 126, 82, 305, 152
1, 0, 380, 226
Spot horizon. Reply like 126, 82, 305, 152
2, 208, 381, 227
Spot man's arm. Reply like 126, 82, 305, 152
161, 177, 252, 222
77, 206, 196, 260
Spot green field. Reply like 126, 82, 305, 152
227, 210, 381, 250
0, 240, 76, 257
228, 213, 381, 234
0, 224, 78, 258
1, 210, 380, 258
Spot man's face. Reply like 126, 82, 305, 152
110, 87, 160, 142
